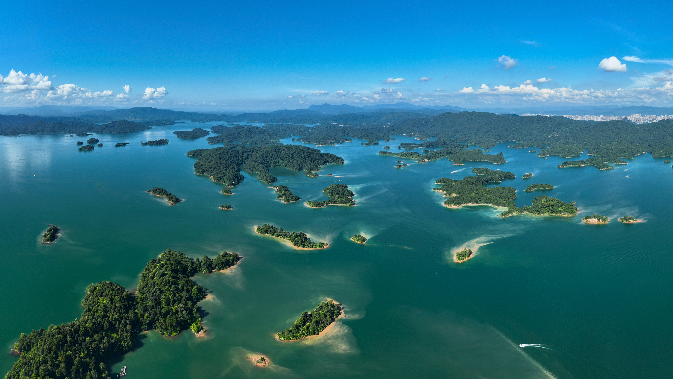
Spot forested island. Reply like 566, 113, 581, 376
87, 138, 99, 144
351, 234, 367, 244
41, 225, 60, 244
187, 144, 343, 188
255, 224, 327, 249
524, 183, 554, 192
455, 248, 473, 263
436, 168, 576, 217
583, 214, 608, 224
619, 216, 640, 223
173, 128, 210, 139
379, 148, 505, 165
276, 300, 343, 341
219, 204, 232, 210
147, 187, 182, 205
221, 187, 232, 195
115, 142, 129, 147
523, 173, 533, 179
141, 139, 169, 146
273, 185, 300, 202
305, 184, 355, 207
78, 145, 94, 152
5, 249, 241, 379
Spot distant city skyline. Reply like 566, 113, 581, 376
2, 0, 672, 111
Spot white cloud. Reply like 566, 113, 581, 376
143, 86, 168, 99
537, 77, 552, 83
599, 56, 627, 72
0, 69, 53, 93
479, 84, 490, 92
373, 87, 405, 100
312, 90, 329, 96
497, 55, 517, 69
522, 80, 533, 85
459, 87, 474, 93
622, 56, 643, 63
418, 77, 432, 82
435, 89, 442, 92
93, 90, 113, 97
123, 85, 131, 94
116, 93, 129, 100
383, 78, 405, 84
334, 90, 354, 98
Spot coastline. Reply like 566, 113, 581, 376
275, 299, 344, 342
253, 226, 329, 250
453, 250, 475, 264
247, 354, 271, 367
443, 202, 509, 212
583, 218, 608, 224
146, 191, 178, 206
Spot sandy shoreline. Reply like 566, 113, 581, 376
253, 226, 329, 250
453, 250, 475, 263
146, 191, 178, 206
275, 299, 344, 343
583, 218, 608, 224
443, 202, 508, 211
247, 354, 271, 367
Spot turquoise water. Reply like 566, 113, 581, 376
1, 123, 673, 378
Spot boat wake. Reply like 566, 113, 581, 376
519, 343, 553, 350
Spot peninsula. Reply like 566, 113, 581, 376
276, 300, 343, 341
273, 185, 300, 202
41, 225, 60, 244
255, 224, 327, 249
147, 187, 182, 205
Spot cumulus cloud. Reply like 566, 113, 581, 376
143, 86, 168, 99
383, 78, 405, 84
497, 55, 517, 69
522, 80, 533, 85
599, 56, 627, 72
418, 77, 432, 82
479, 84, 490, 92
537, 77, 552, 83
0, 70, 53, 93
334, 90, 354, 98
93, 90, 113, 97
116, 93, 129, 100
459, 87, 474, 93
373, 87, 405, 100
123, 85, 131, 94
312, 90, 329, 96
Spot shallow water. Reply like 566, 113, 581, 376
1, 124, 673, 378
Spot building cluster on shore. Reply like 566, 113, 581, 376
521, 113, 673, 124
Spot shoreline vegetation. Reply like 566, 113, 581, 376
619, 216, 641, 223
583, 214, 609, 224
351, 234, 367, 244
524, 183, 554, 192
147, 187, 182, 205
523, 172, 533, 179
273, 185, 300, 202
305, 184, 355, 208
255, 224, 328, 249
41, 225, 60, 244
276, 300, 343, 341
219, 204, 232, 210
5, 249, 241, 379
454, 248, 473, 263
248, 354, 271, 367
435, 168, 577, 218
141, 139, 169, 146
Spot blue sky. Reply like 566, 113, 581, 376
2, 0, 672, 111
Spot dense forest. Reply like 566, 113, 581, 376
276, 300, 342, 341
173, 128, 210, 139
379, 147, 505, 165
306, 184, 355, 207
5, 249, 241, 379
141, 139, 169, 146
524, 183, 554, 192
583, 214, 609, 223
41, 225, 59, 244
273, 185, 300, 202
147, 187, 182, 205
187, 145, 343, 188
455, 248, 473, 262
78, 145, 94, 152
0, 115, 154, 135
255, 224, 327, 249
351, 234, 367, 244
619, 216, 638, 223
500, 195, 577, 217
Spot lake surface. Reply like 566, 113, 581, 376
1, 122, 672, 378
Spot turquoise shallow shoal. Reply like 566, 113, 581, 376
1, 125, 672, 379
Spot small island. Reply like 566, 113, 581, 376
87, 138, 99, 144
395, 163, 408, 168
141, 139, 169, 146
78, 145, 94, 152
306, 184, 355, 208
97, 143, 103, 147
276, 300, 343, 341
305, 170, 318, 178
273, 185, 300, 203
147, 187, 182, 205
173, 128, 209, 140
665, 160, 671, 164
219, 204, 232, 210
76, 141, 84, 145
115, 142, 129, 147
522, 172, 533, 179
42, 225, 60, 244
221, 187, 232, 195
248, 355, 271, 367
619, 216, 640, 223
524, 183, 554, 192
583, 214, 608, 224
255, 224, 327, 249
351, 234, 367, 244
455, 248, 473, 263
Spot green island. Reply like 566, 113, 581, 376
305, 170, 318, 177
455, 248, 473, 263
379, 147, 505, 165
78, 144, 94, 152
87, 138, 99, 144
583, 214, 609, 224
141, 138, 169, 146
665, 160, 672, 164
523, 172, 533, 179
115, 142, 129, 147
619, 216, 639, 223
273, 185, 300, 202
557, 157, 625, 170
351, 234, 367, 244
395, 163, 408, 168
305, 184, 355, 208
255, 224, 327, 249
524, 183, 554, 192
97, 143, 103, 147
221, 187, 232, 195
219, 204, 232, 210
435, 168, 577, 217
187, 145, 343, 188
276, 300, 343, 341
41, 225, 60, 244
147, 187, 182, 205
173, 127, 210, 139
76, 141, 84, 145
5, 249, 241, 379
